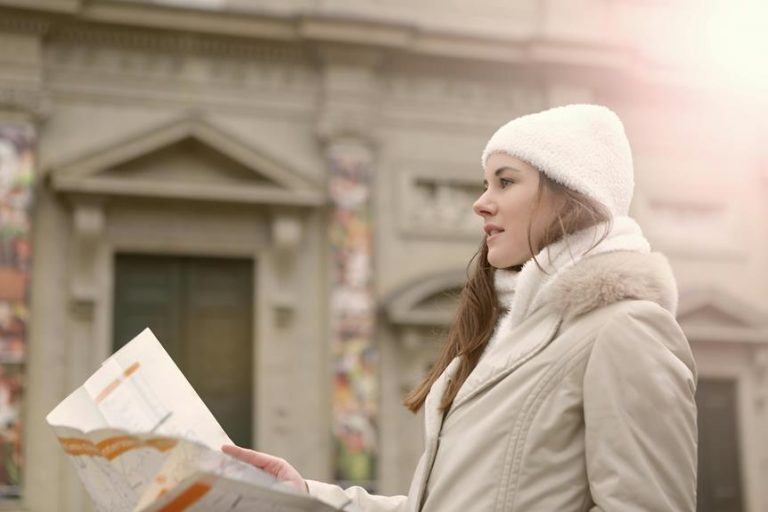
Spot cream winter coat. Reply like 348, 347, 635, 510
308, 250, 698, 511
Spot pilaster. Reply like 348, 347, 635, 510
316, 44, 382, 487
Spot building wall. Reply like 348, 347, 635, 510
0, 1, 766, 510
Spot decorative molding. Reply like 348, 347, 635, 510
270, 210, 304, 299
48, 23, 306, 60
299, 17, 414, 49
50, 115, 325, 207
682, 325, 768, 346
646, 197, 726, 220
269, 201, 298, 328
74, 4, 636, 72
0, 11, 51, 34
315, 46, 383, 149
677, 287, 768, 345
69, 199, 105, 317
45, 37, 317, 95
397, 164, 483, 241
39, 18, 319, 104
678, 288, 767, 328
383, 269, 465, 327
315, 106, 379, 149
636, 192, 746, 261
271, 213, 303, 255
0, 86, 50, 120
382, 71, 542, 111
80, 1, 296, 41
55, 177, 325, 206
1, 1, 726, 98
0, 0, 80, 14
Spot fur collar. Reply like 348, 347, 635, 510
537, 250, 679, 323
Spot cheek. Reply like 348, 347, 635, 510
504, 199, 536, 232
529, 202, 561, 248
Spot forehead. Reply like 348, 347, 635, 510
483, 152, 539, 176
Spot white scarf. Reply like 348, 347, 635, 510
485, 216, 651, 354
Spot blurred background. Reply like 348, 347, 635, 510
0, 0, 766, 510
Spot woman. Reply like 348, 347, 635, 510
224, 104, 698, 511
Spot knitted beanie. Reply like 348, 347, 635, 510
481, 104, 634, 216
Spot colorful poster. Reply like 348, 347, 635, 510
327, 148, 377, 489
0, 124, 34, 498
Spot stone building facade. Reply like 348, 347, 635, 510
0, 1, 766, 511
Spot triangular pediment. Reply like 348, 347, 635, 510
678, 304, 751, 328
384, 270, 466, 327
102, 137, 278, 187
51, 117, 324, 207
677, 289, 766, 329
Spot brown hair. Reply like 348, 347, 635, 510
403, 174, 613, 413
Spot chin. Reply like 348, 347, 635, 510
487, 249, 526, 269
488, 256, 520, 269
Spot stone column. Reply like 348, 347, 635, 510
0, 15, 48, 507
316, 45, 381, 489
0, 119, 35, 502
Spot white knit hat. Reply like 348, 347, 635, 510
481, 104, 634, 216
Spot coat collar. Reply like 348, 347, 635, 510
426, 250, 679, 423
534, 250, 679, 322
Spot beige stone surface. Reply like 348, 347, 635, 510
0, 1, 765, 510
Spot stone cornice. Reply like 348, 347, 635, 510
0, 2, 734, 99
1, 2, 638, 73
0, 86, 50, 120
82, 1, 297, 41
47, 22, 307, 61
0, 9, 51, 34
0, 0, 80, 13
298, 15, 415, 50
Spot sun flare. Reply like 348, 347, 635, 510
700, 1, 768, 90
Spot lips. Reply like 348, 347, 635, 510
484, 223, 504, 241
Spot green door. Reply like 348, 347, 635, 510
113, 254, 254, 447
696, 378, 744, 512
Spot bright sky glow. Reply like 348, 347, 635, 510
698, 1, 768, 91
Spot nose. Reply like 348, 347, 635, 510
472, 189, 496, 218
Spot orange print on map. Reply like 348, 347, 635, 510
157, 481, 211, 512
95, 362, 141, 403
58, 435, 177, 460
58, 438, 101, 457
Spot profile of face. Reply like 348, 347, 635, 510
472, 152, 560, 269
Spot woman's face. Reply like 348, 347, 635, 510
473, 152, 559, 269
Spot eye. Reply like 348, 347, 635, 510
500, 178, 516, 188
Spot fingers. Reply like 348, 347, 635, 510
222, 445, 265, 466
222, 445, 282, 471
222, 445, 307, 494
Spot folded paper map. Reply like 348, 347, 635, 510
46, 328, 338, 512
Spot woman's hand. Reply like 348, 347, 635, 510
222, 444, 308, 494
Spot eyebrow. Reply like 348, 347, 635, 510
482, 166, 523, 185
494, 166, 523, 176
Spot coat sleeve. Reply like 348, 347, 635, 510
582, 302, 698, 511
306, 480, 408, 512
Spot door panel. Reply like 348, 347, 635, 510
696, 378, 743, 512
113, 254, 254, 447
